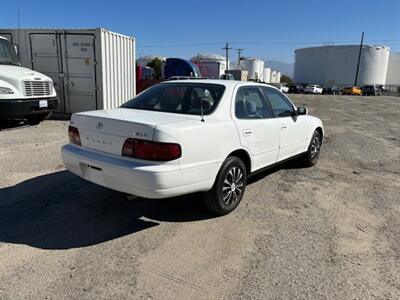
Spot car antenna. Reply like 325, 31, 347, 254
200, 99, 205, 122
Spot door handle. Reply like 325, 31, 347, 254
243, 130, 252, 136
281, 125, 288, 129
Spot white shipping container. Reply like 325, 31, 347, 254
0, 28, 136, 114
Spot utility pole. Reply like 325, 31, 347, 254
354, 31, 364, 86
236, 48, 244, 70
222, 42, 232, 72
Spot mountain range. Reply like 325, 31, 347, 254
264, 60, 294, 78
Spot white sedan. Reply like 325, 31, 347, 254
62, 80, 323, 215
305, 84, 323, 94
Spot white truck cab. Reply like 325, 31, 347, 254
0, 36, 58, 124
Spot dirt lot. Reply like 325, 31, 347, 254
0, 95, 399, 299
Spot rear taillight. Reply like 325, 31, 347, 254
122, 138, 181, 161
68, 126, 81, 146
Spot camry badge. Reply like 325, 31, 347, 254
96, 122, 104, 130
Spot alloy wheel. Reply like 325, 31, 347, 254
222, 167, 244, 206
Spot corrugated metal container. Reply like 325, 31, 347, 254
262, 68, 271, 83
240, 57, 264, 81
0, 28, 135, 114
385, 52, 400, 85
294, 45, 390, 86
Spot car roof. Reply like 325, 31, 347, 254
160, 79, 278, 89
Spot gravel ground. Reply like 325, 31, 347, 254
0, 95, 399, 299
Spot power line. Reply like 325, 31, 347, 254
137, 39, 400, 48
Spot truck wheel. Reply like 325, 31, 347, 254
203, 156, 247, 215
26, 113, 51, 125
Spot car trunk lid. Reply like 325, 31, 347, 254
70, 108, 192, 156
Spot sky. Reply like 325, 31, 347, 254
1, 0, 399, 63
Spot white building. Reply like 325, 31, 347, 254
294, 45, 390, 86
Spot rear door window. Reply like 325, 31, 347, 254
235, 86, 272, 119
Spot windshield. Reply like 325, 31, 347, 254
0, 38, 19, 66
121, 83, 225, 115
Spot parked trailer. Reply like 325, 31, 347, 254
0, 28, 136, 114
195, 61, 222, 79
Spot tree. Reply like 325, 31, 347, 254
280, 75, 293, 84
147, 58, 163, 79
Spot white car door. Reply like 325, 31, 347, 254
233, 86, 280, 171
261, 86, 308, 162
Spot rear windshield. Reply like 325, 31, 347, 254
122, 83, 225, 115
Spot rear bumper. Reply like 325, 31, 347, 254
0, 97, 59, 118
61, 144, 217, 199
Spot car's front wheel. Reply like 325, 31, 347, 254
203, 156, 247, 215
300, 130, 322, 167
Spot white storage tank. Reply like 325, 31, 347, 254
276, 72, 281, 83
294, 45, 390, 86
240, 57, 264, 81
137, 55, 166, 67
270, 70, 277, 83
263, 68, 271, 83
385, 52, 400, 85
0, 28, 136, 114
190, 53, 227, 79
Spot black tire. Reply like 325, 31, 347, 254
299, 130, 322, 167
203, 156, 247, 215
25, 113, 51, 125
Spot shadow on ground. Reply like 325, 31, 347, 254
0, 171, 216, 250
0, 161, 303, 250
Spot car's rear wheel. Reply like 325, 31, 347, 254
299, 130, 322, 167
203, 156, 247, 215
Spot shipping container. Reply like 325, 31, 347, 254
0, 28, 136, 114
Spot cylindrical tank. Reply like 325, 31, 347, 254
240, 57, 264, 81
276, 72, 281, 83
137, 55, 166, 67
294, 45, 390, 86
385, 52, 400, 85
263, 68, 271, 83
270, 70, 277, 83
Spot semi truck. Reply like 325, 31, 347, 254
0, 36, 58, 124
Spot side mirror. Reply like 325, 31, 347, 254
297, 106, 308, 115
